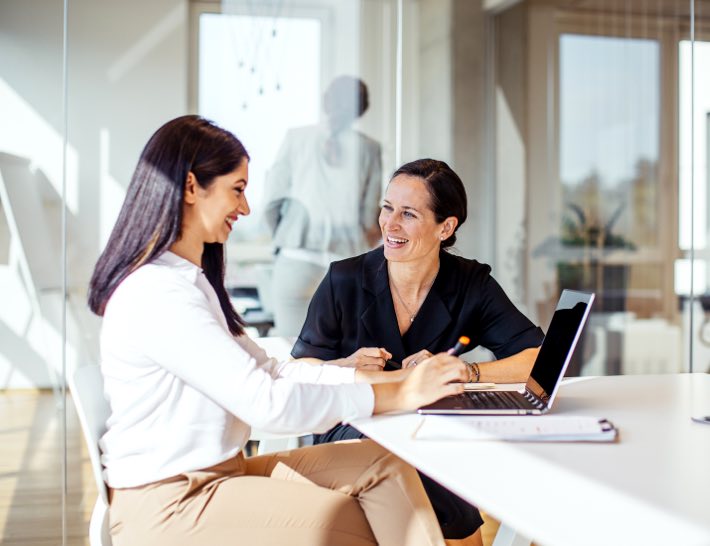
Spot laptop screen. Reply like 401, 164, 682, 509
525, 290, 594, 404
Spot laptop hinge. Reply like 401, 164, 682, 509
523, 388, 546, 409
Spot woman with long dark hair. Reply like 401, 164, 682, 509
89, 115, 468, 546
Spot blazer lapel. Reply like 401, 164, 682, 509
403, 251, 457, 350
360, 249, 407, 362
404, 287, 452, 350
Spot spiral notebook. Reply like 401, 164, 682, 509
413, 415, 618, 442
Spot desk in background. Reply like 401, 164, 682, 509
352, 374, 710, 546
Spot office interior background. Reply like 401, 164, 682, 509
0, 0, 709, 543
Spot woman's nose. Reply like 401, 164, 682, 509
383, 214, 399, 231
240, 196, 251, 216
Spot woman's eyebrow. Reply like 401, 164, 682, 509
382, 200, 420, 213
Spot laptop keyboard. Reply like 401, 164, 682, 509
465, 390, 530, 409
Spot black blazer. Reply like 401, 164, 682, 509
292, 247, 544, 368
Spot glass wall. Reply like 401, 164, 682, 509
0, 0, 69, 543
0, 0, 708, 544
493, 0, 707, 376
190, 0, 398, 337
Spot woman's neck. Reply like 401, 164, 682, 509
169, 234, 203, 267
388, 252, 441, 295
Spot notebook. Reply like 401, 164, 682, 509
413, 415, 617, 442
418, 289, 595, 415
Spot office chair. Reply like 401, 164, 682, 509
68, 364, 112, 546
69, 363, 303, 545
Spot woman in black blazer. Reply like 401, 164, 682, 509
292, 159, 544, 544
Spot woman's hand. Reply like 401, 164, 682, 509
402, 349, 433, 369
371, 353, 467, 413
331, 347, 392, 371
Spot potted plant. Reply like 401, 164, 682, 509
558, 202, 636, 312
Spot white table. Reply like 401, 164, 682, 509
351, 374, 710, 546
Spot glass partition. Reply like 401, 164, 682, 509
491, 0, 706, 376
0, 0, 68, 543
679, 36, 710, 373
187, 0, 397, 337
0, 0, 707, 544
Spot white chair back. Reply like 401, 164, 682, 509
69, 364, 112, 546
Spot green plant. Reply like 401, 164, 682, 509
561, 203, 636, 250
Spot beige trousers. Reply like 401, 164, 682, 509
109, 439, 445, 546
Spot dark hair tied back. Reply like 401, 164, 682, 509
391, 159, 467, 250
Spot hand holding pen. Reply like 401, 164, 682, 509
446, 336, 489, 385
447, 336, 470, 356
445, 335, 484, 384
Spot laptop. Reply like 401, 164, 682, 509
418, 289, 595, 415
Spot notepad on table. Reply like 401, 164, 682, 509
413, 415, 618, 442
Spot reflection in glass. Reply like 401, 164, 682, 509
559, 34, 660, 277
679, 39, 710, 373
194, 2, 395, 338
0, 0, 68, 543
199, 12, 322, 240
555, 33, 670, 375
679, 40, 710, 252
262, 76, 383, 335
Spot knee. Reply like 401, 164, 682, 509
364, 442, 418, 479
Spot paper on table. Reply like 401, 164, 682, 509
413, 415, 618, 442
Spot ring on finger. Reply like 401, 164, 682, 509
410, 360, 417, 367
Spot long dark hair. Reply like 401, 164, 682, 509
391, 158, 467, 250
88, 115, 249, 335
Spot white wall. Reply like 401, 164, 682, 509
0, 0, 189, 387
403, 0, 493, 267
67, 0, 189, 284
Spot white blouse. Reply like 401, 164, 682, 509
263, 124, 382, 261
99, 251, 374, 488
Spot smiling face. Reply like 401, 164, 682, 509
379, 174, 457, 263
186, 158, 250, 245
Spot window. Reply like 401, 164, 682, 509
198, 12, 322, 241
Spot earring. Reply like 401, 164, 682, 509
440, 236, 444, 241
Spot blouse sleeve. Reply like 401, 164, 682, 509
235, 334, 357, 385
116, 272, 373, 434
291, 266, 343, 360
472, 270, 545, 359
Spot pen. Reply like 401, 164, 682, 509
446, 336, 470, 357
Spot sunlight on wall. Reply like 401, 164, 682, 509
0, 78, 79, 214
0, 264, 32, 338
0, 257, 51, 388
100, 129, 126, 249
106, 3, 186, 84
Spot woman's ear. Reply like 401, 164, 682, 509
440, 217, 459, 241
184, 172, 198, 205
